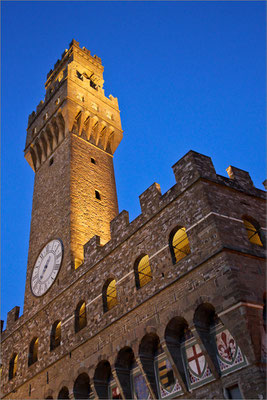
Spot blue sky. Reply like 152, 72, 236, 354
1, 1, 266, 326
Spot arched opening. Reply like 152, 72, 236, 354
139, 333, 161, 398
165, 315, 215, 390
94, 360, 112, 399
35, 140, 43, 164
194, 303, 248, 376
103, 279, 118, 312
28, 337, 38, 366
40, 132, 48, 158
75, 301, 87, 333
46, 125, 55, 153
193, 303, 220, 374
50, 320, 61, 350
29, 147, 37, 171
73, 373, 91, 399
52, 119, 59, 144
243, 217, 264, 246
58, 386, 70, 399
9, 353, 18, 380
165, 317, 190, 388
134, 255, 152, 289
72, 111, 82, 135
57, 112, 65, 140
169, 227, 191, 264
115, 347, 135, 399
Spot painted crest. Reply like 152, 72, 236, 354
186, 343, 206, 377
217, 330, 237, 363
214, 326, 248, 375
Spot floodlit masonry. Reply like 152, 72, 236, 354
1, 40, 266, 400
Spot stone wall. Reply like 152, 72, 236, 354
1, 151, 266, 399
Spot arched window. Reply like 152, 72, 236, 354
134, 255, 152, 289
9, 353, 18, 380
28, 337, 38, 366
58, 386, 70, 399
75, 301, 87, 333
103, 279, 118, 312
169, 227, 191, 264
73, 373, 91, 399
50, 320, 61, 350
243, 218, 263, 247
94, 360, 112, 399
115, 347, 135, 399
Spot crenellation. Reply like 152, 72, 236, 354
172, 150, 217, 190
110, 210, 130, 239
6, 306, 20, 331
139, 182, 162, 217
84, 235, 102, 266
36, 100, 44, 114
226, 165, 255, 190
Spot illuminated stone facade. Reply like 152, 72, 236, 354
1, 40, 266, 400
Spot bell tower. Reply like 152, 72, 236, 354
23, 39, 122, 312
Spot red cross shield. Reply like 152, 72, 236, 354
186, 343, 206, 377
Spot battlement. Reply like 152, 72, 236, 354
3, 150, 266, 337
26, 40, 117, 131
2, 147, 266, 400
25, 41, 123, 172
81, 150, 266, 271
45, 39, 102, 87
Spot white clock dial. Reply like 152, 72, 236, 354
31, 239, 63, 297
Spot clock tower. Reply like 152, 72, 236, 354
23, 39, 123, 313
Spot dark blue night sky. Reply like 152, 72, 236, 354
1, 1, 265, 326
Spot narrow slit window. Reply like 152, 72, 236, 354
91, 157, 96, 164
95, 190, 101, 200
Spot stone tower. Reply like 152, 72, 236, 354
23, 39, 122, 313
1, 41, 266, 400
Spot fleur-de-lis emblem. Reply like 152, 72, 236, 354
217, 331, 236, 362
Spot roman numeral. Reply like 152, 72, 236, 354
33, 284, 41, 295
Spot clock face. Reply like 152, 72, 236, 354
31, 239, 63, 297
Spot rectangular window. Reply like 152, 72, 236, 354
225, 384, 242, 399
95, 190, 101, 200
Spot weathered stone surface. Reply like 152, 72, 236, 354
1, 41, 266, 400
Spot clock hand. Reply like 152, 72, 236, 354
40, 256, 51, 280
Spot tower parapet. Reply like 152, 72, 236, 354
25, 39, 123, 172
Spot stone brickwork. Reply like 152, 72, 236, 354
1, 41, 266, 400
22, 40, 122, 313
